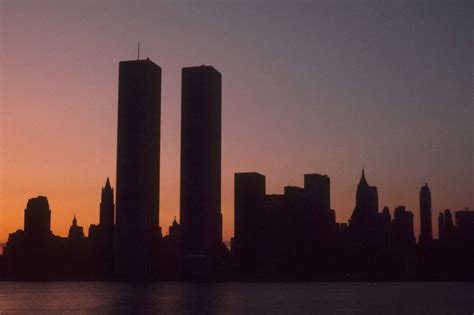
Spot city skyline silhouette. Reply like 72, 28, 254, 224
1, 55, 473, 281
2, 2, 472, 248
1, 1, 472, 259
1, 53, 471, 247
1, 5, 473, 315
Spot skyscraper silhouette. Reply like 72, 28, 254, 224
234, 172, 266, 273
24, 196, 51, 242
349, 169, 379, 228
454, 209, 474, 242
419, 183, 432, 243
438, 212, 446, 240
444, 209, 454, 238
115, 59, 161, 279
180, 65, 222, 279
88, 178, 116, 277
393, 206, 415, 245
304, 174, 330, 212
304, 173, 335, 227
100, 178, 114, 229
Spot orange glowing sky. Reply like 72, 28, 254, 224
1, 1, 472, 244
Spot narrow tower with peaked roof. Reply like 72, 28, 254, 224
349, 169, 379, 228
100, 177, 114, 229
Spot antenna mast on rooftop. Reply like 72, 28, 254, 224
137, 43, 140, 60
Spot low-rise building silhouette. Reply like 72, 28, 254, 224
68, 215, 84, 240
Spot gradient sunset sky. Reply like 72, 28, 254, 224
1, 0, 472, 244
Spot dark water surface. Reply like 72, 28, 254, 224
0, 282, 472, 314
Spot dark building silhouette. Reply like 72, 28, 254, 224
115, 59, 161, 279
232, 172, 340, 279
438, 212, 446, 240
380, 206, 392, 224
304, 174, 330, 212
1, 61, 473, 282
159, 218, 181, 280
283, 185, 314, 273
425, 208, 473, 280
392, 206, 415, 245
88, 178, 116, 278
345, 173, 420, 279
24, 196, 51, 241
4, 196, 58, 280
349, 169, 379, 229
233, 172, 266, 274
100, 178, 114, 229
439, 209, 455, 241
168, 217, 181, 242
439, 208, 474, 243
179, 65, 222, 279
68, 215, 84, 240
419, 183, 432, 243
261, 193, 287, 276
454, 209, 474, 241
304, 173, 335, 228
2, 180, 473, 281
445, 209, 454, 233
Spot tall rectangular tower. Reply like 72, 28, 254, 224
115, 59, 161, 279
180, 65, 222, 278
419, 183, 432, 243
234, 172, 266, 272
24, 196, 51, 242
304, 174, 331, 212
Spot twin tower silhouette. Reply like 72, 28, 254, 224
115, 58, 223, 279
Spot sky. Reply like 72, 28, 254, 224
0, 0, 472, 244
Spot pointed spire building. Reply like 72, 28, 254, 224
68, 215, 84, 240
349, 169, 379, 228
100, 177, 115, 229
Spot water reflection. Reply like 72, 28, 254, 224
0, 282, 472, 314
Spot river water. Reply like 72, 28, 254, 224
0, 282, 472, 314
